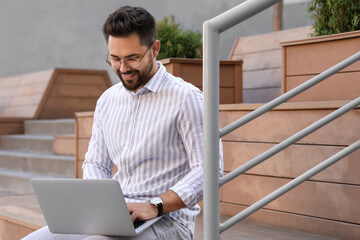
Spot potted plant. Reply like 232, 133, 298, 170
281, 0, 360, 102
157, 16, 243, 104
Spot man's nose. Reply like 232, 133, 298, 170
119, 61, 131, 73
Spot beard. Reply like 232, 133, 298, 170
116, 56, 154, 92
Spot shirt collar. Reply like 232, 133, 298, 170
141, 61, 166, 94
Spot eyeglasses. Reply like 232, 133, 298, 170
106, 41, 154, 68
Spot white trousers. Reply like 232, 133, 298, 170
22, 215, 192, 240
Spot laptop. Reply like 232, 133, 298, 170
31, 178, 163, 236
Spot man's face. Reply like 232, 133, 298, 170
108, 34, 159, 92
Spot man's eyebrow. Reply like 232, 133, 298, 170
110, 53, 140, 59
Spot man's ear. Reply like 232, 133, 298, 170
152, 40, 161, 59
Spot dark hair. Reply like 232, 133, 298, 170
102, 6, 157, 46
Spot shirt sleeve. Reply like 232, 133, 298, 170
82, 95, 114, 179
170, 88, 224, 208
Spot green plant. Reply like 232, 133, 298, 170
156, 16, 202, 59
307, 0, 360, 36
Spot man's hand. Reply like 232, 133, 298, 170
127, 202, 158, 222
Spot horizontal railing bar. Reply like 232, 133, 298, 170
219, 139, 360, 233
219, 51, 360, 138
208, 0, 281, 33
219, 97, 360, 186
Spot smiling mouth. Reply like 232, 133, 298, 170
121, 71, 137, 81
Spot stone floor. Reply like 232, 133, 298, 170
0, 194, 338, 240
194, 214, 338, 240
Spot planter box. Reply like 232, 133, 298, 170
160, 58, 243, 104
281, 30, 360, 102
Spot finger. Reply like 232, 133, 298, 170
131, 211, 138, 222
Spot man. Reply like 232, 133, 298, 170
24, 5, 223, 240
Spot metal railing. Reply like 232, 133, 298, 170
202, 0, 360, 239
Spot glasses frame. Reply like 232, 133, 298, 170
106, 41, 155, 68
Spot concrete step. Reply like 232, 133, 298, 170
0, 168, 55, 194
53, 135, 75, 156
0, 134, 54, 154
24, 119, 75, 135
0, 150, 74, 177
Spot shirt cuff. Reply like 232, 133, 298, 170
170, 182, 198, 208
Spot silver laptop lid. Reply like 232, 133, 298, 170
31, 178, 162, 236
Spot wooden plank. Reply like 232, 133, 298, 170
55, 73, 112, 86
53, 135, 75, 155
19, 70, 54, 85
42, 97, 98, 111
284, 37, 360, 76
8, 94, 43, 107
0, 75, 21, 88
284, 72, 360, 102
220, 202, 360, 240
0, 219, 36, 240
77, 117, 94, 139
38, 110, 77, 119
220, 88, 235, 105
220, 109, 360, 146
0, 123, 24, 135
77, 138, 90, 161
232, 50, 282, 71
233, 64, 242, 103
0, 82, 47, 98
221, 174, 360, 224
48, 84, 108, 98
219, 100, 357, 111
223, 141, 360, 184
0, 105, 38, 118
230, 26, 312, 57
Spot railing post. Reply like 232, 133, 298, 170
203, 21, 220, 240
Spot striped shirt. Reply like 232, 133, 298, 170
82, 61, 223, 235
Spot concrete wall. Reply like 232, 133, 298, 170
0, 0, 312, 85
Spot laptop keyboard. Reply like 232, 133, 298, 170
133, 220, 146, 229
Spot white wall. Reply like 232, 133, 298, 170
0, 0, 312, 84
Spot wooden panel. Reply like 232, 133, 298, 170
49, 84, 109, 98
0, 123, 24, 135
284, 36, 360, 76
1, 105, 38, 118
38, 110, 77, 119
77, 138, 90, 161
284, 72, 360, 102
219, 65, 235, 87
220, 88, 235, 105
53, 135, 75, 155
55, 73, 111, 86
233, 50, 282, 71
77, 116, 94, 138
220, 202, 360, 240
42, 97, 98, 111
9, 94, 43, 107
0, 75, 22, 88
161, 59, 242, 103
223, 141, 360, 184
220, 109, 360, 146
221, 174, 360, 224
230, 26, 312, 56
0, 219, 36, 240
0, 68, 111, 119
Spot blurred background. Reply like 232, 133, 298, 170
0, 0, 311, 84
